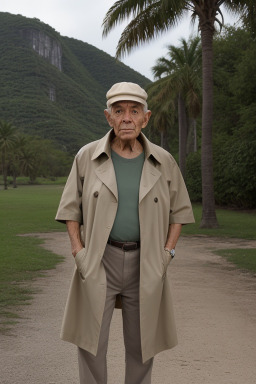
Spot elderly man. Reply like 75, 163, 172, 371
56, 82, 194, 384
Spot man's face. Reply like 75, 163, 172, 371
104, 101, 151, 142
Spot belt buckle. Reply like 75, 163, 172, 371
122, 242, 137, 251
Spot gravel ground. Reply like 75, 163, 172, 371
1, 232, 256, 384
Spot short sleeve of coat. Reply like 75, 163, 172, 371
55, 155, 83, 224
168, 158, 195, 225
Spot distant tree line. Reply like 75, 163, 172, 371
0, 120, 72, 189
186, 26, 256, 209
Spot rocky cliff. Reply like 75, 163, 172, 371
21, 29, 62, 71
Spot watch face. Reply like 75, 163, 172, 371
170, 249, 175, 258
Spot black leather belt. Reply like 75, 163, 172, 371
107, 239, 140, 251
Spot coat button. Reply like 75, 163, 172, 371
154, 197, 158, 203
94, 191, 99, 198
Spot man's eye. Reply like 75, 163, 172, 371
115, 110, 122, 114
132, 110, 138, 114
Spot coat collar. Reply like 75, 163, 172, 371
91, 129, 162, 165
91, 130, 113, 160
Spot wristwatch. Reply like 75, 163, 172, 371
164, 248, 175, 259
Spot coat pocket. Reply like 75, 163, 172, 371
161, 249, 172, 279
74, 248, 87, 279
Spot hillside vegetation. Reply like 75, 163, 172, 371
0, 12, 150, 154
146, 26, 256, 209
185, 27, 256, 209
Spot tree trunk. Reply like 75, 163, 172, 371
163, 130, 170, 152
187, 118, 197, 154
160, 131, 164, 148
200, 26, 218, 228
160, 130, 170, 152
193, 119, 197, 152
178, 93, 188, 179
13, 174, 17, 188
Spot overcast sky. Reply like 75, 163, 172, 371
1, 1, 237, 80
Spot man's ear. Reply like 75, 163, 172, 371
142, 110, 152, 129
104, 109, 113, 127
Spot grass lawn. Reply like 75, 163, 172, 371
182, 204, 256, 240
0, 175, 67, 186
0, 186, 255, 331
182, 204, 256, 273
214, 249, 256, 273
0, 185, 65, 331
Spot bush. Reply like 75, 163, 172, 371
214, 138, 256, 208
185, 135, 256, 209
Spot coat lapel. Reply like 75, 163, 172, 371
95, 158, 118, 201
139, 158, 161, 203
92, 130, 118, 201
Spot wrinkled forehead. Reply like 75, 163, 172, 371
111, 100, 144, 110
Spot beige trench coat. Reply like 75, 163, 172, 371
55, 129, 194, 363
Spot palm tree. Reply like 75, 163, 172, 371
149, 36, 201, 178
103, 1, 251, 228
0, 121, 17, 190
19, 146, 38, 183
148, 91, 175, 151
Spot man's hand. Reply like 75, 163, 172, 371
66, 220, 83, 257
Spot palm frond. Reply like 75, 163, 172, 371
222, 0, 243, 14
102, 0, 154, 36
115, 1, 186, 57
149, 75, 179, 106
166, 45, 185, 68
224, 0, 256, 35
185, 87, 201, 118
152, 57, 174, 79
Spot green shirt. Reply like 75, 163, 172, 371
109, 150, 145, 241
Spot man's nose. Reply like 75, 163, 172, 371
122, 110, 131, 122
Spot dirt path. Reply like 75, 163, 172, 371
1, 233, 256, 384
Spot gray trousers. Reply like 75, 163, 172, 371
78, 244, 153, 384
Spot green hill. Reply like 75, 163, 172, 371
0, 12, 150, 154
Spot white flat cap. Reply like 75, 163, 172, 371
106, 82, 148, 108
